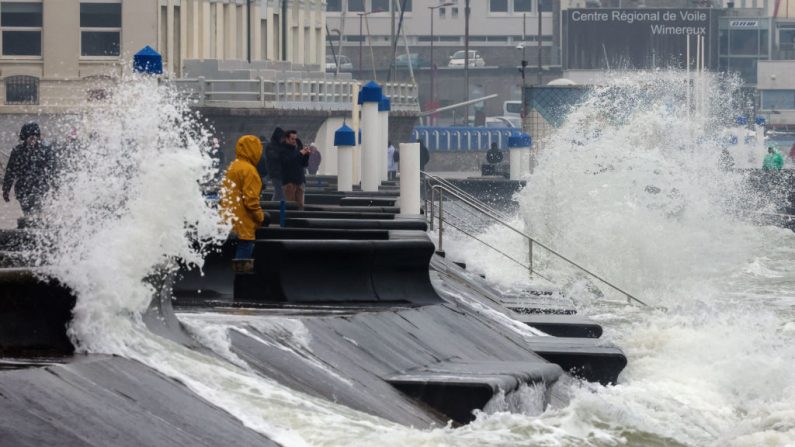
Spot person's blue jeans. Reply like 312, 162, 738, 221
271, 178, 285, 202
235, 240, 255, 259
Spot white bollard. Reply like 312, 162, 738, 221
508, 133, 532, 181
360, 81, 382, 192
334, 123, 356, 192
379, 96, 390, 183
399, 142, 421, 216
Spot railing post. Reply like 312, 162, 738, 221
528, 239, 533, 276
429, 185, 435, 231
438, 189, 444, 252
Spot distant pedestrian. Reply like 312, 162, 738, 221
387, 141, 397, 180
281, 130, 311, 209
257, 135, 269, 181
719, 148, 734, 171
762, 146, 784, 171
789, 143, 795, 164
2, 122, 55, 215
307, 143, 322, 175
219, 135, 265, 260
265, 127, 286, 201
486, 142, 504, 164
419, 140, 430, 172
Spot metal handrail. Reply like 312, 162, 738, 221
421, 171, 511, 229
429, 183, 648, 307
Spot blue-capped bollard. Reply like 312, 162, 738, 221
335, 123, 356, 192
133, 45, 163, 75
359, 81, 383, 192
755, 116, 766, 126
735, 116, 748, 126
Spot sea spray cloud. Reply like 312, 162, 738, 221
33, 74, 228, 353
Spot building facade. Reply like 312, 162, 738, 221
0, 0, 326, 114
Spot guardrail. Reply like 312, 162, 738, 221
170, 77, 419, 112
412, 126, 522, 152
422, 171, 648, 307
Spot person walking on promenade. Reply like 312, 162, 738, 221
2, 122, 55, 216
220, 135, 265, 261
763, 146, 784, 171
387, 141, 397, 180
265, 127, 287, 201
281, 130, 311, 210
419, 140, 430, 172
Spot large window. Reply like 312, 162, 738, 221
372, 0, 390, 12
80, 2, 121, 57
347, 0, 364, 12
761, 90, 795, 110
5, 75, 38, 104
327, 0, 342, 12
0, 2, 42, 56
514, 0, 532, 12
490, 0, 508, 12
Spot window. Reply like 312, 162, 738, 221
439, 7, 446, 17
372, 0, 390, 12
490, 0, 508, 12
327, 0, 342, 11
539, 0, 553, 12
80, 2, 121, 57
451, 7, 458, 17
761, 90, 795, 110
728, 29, 758, 56
401, 0, 412, 11
1, 2, 42, 56
347, 0, 364, 12
514, 0, 532, 11
5, 75, 38, 104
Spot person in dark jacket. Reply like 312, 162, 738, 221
486, 142, 504, 164
265, 127, 286, 201
280, 130, 311, 209
419, 140, 430, 172
2, 122, 55, 215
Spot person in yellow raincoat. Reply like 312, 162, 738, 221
220, 135, 265, 259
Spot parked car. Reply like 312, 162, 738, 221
485, 116, 522, 129
448, 50, 486, 68
395, 53, 429, 69
325, 54, 353, 72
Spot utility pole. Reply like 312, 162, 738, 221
390, 0, 396, 81
247, 0, 251, 63
537, 0, 543, 85
464, 0, 470, 125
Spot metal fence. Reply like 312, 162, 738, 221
171, 77, 419, 112
412, 126, 522, 152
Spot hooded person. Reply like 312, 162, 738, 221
2, 122, 55, 215
220, 135, 266, 260
763, 146, 784, 171
265, 127, 286, 201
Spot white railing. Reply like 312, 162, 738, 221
170, 77, 419, 113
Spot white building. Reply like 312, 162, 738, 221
0, 0, 326, 113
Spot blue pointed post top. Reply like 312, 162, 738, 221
755, 115, 766, 126
358, 81, 382, 104
735, 116, 748, 125
508, 133, 532, 148
379, 96, 391, 112
133, 45, 163, 75
334, 123, 356, 147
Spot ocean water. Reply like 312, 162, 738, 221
33, 71, 795, 446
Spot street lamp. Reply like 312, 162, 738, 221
428, 2, 455, 125
358, 10, 382, 78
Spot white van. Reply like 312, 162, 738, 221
503, 100, 523, 118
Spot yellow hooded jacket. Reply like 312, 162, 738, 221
220, 135, 264, 240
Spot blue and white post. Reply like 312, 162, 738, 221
335, 123, 356, 192
133, 45, 163, 75
508, 133, 532, 180
379, 96, 391, 183
399, 142, 421, 216
359, 81, 383, 192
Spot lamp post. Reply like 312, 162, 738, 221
358, 10, 381, 77
428, 2, 454, 126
